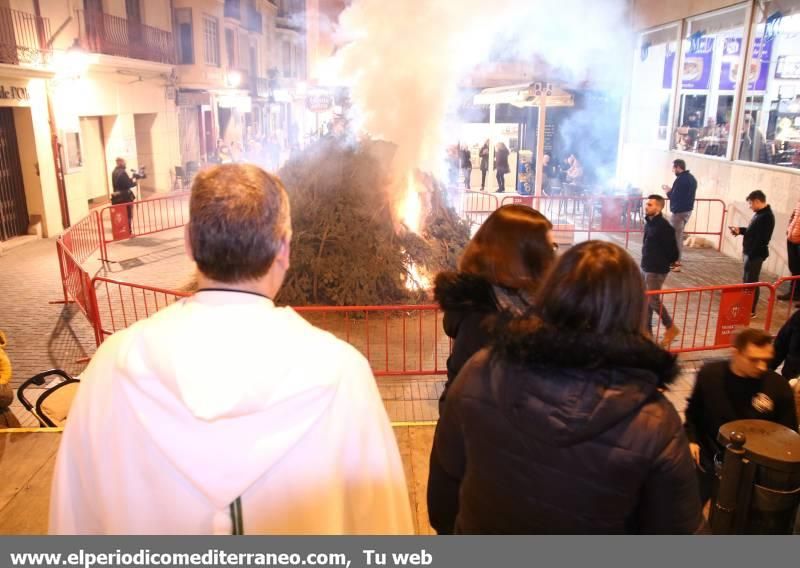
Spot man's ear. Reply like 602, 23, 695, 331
184, 224, 195, 263
276, 236, 291, 269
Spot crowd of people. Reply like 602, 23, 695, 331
49, 161, 800, 535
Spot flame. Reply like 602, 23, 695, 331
401, 172, 422, 234
406, 261, 430, 291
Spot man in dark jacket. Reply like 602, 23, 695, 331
770, 309, 800, 380
494, 143, 510, 193
730, 190, 775, 317
685, 328, 798, 504
642, 195, 680, 348
111, 157, 138, 231
661, 159, 697, 271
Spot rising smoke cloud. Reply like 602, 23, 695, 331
330, 0, 633, 184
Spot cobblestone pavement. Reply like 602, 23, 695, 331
0, 225, 789, 426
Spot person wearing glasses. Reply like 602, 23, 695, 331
684, 328, 798, 506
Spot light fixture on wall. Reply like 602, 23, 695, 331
225, 70, 243, 88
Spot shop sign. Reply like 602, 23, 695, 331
714, 288, 755, 346
719, 37, 772, 92
306, 91, 333, 112
177, 90, 211, 107
0, 85, 30, 102
217, 94, 252, 113
663, 37, 714, 90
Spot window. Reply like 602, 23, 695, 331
672, 5, 748, 158
203, 15, 220, 66
225, 27, 237, 68
627, 25, 680, 147
175, 8, 194, 65
739, 1, 800, 168
62, 131, 83, 173
282, 40, 292, 77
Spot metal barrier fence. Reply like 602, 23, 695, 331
647, 282, 776, 353
499, 195, 727, 250
92, 277, 449, 376
98, 192, 190, 262
771, 275, 800, 333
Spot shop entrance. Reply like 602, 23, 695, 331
0, 108, 29, 241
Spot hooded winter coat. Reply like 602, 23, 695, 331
49, 290, 413, 535
434, 272, 530, 409
427, 320, 703, 534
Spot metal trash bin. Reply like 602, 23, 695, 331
711, 419, 800, 534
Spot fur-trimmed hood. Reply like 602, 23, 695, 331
434, 272, 497, 313
487, 318, 680, 447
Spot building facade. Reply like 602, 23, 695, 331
0, 0, 180, 239
623, 0, 800, 277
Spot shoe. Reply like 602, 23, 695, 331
778, 293, 797, 301
750, 312, 757, 319
670, 264, 682, 272
660, 325, 681, 348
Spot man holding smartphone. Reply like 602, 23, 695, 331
729, 190, 775, 318
661, 159, 697, 272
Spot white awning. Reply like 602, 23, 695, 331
473, 83, 574, 108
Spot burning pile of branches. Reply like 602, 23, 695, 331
276, 137, 470, 306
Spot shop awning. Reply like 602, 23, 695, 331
473, 83, 575, 108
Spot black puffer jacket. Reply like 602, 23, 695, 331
427, 321, 703, 534
434, 272, 510, 410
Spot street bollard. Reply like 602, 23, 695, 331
711, 432, 747, 534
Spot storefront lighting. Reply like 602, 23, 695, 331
225, 71, 243, 88
54, 41, 91, 80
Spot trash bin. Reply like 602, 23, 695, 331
711, 419, 800, 534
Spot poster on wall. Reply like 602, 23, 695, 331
719, 37, 772, 91
663, 37, 714, 90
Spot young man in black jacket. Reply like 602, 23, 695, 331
685, 328, 797, 504
730, 190, 775, 317
642, 195, 681, 348
661, 159, 697, 271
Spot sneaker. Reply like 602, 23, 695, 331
778, 293, 797, 301
660, 325, 681, 348
670, 264, 682, 272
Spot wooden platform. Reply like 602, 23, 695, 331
0, 424, 436, 535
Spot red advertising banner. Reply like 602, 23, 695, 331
110, 206, 132, 241
715, 288, 754, 346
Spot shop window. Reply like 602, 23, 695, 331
175, 8, 194, 65
672, 5, 748, 158
627, 24, 680, 147
203, 15, 220, 66
62, 131, 83, 173
739, 1, 800, 168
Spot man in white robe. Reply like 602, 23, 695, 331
49, 164, 413, 535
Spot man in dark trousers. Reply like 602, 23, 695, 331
641, 194, 681, 348
661, 159, 697, 272
779, 198, 800, 301
111, 157, 138, 232
730, 190, 775, 317
685, 328, 797, 504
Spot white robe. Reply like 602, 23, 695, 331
49, 291, 413, 535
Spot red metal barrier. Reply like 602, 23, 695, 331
56, 241, 101, 345
91, 277, 450, 376
498, 196, 726, 250
647, 282, 776, 353
98, 192, 190, 262
461, 191, 499, 227
53, 211, 101, 305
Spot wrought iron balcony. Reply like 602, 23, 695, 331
77, 9, 175, 65
0, 7, 51, 65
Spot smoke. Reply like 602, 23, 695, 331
330, 0, 633, 185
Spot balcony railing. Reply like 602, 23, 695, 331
0, 7, 51, 65
77, 10, 175, 65
253, 76, 270, 98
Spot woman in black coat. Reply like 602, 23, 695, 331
428, 241, 703, 534
434, 205, 556, 411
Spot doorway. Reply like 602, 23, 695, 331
0, 108, 29, 241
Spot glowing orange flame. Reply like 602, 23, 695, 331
401, 172, 422, 234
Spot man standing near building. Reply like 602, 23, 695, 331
641, 195, 681, 347
50, 164, 413, 535
729, 190, 775, 318
661, 159, 697, 272
111, 158, 137, 232
685, 328, 797, 504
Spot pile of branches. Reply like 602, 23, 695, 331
276, 137, 470, 306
